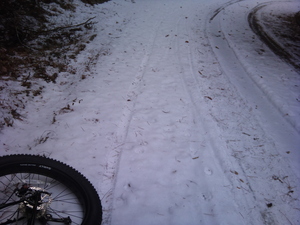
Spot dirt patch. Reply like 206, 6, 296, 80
248, 4, 300, 73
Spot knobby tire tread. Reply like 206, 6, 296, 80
0, 154, 102, 225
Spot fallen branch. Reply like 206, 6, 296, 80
34, 16, 97, 34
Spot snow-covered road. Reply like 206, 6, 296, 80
1, 0, 299, 224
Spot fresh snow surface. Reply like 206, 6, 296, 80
1, 0, 300, 224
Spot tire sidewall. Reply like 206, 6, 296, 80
0, 154, 102, 225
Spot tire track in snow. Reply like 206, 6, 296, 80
175, 13, 248, 224
101, 6, 193, 220
171, 17, 214, 223
209, 0, 244, 22
207, 0, 300, 171
103, 3, 233, 223
206, 1, 266, 212
205, 1, 300, 224
100, 16, 166, 224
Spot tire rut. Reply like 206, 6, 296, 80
205, 1, 300, 224
100, 15, 168, 225
176, 12, 247, 224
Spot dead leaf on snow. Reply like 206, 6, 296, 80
230, 170, 239, 175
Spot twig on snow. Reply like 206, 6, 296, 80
279, 210, 294, 225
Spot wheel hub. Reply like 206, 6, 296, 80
17, 184, 52, 219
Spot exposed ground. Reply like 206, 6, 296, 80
248, 2, 300, 72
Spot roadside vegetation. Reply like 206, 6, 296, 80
0, 0, 109, 128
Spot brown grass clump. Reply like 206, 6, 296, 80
0, 0, 103, 129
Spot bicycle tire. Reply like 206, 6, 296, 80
0, 154, 102, 225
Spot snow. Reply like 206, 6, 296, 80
1, 0, 300, 224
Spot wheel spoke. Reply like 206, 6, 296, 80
0, 173, 83, 225
0, 155, 102, 225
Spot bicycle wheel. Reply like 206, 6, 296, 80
0, 154, 102, 225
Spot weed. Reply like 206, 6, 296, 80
34, 130, 56, 146
3, 117, 13, 127
59, 104, 74, 114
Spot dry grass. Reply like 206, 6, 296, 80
0, 0, 103, 129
